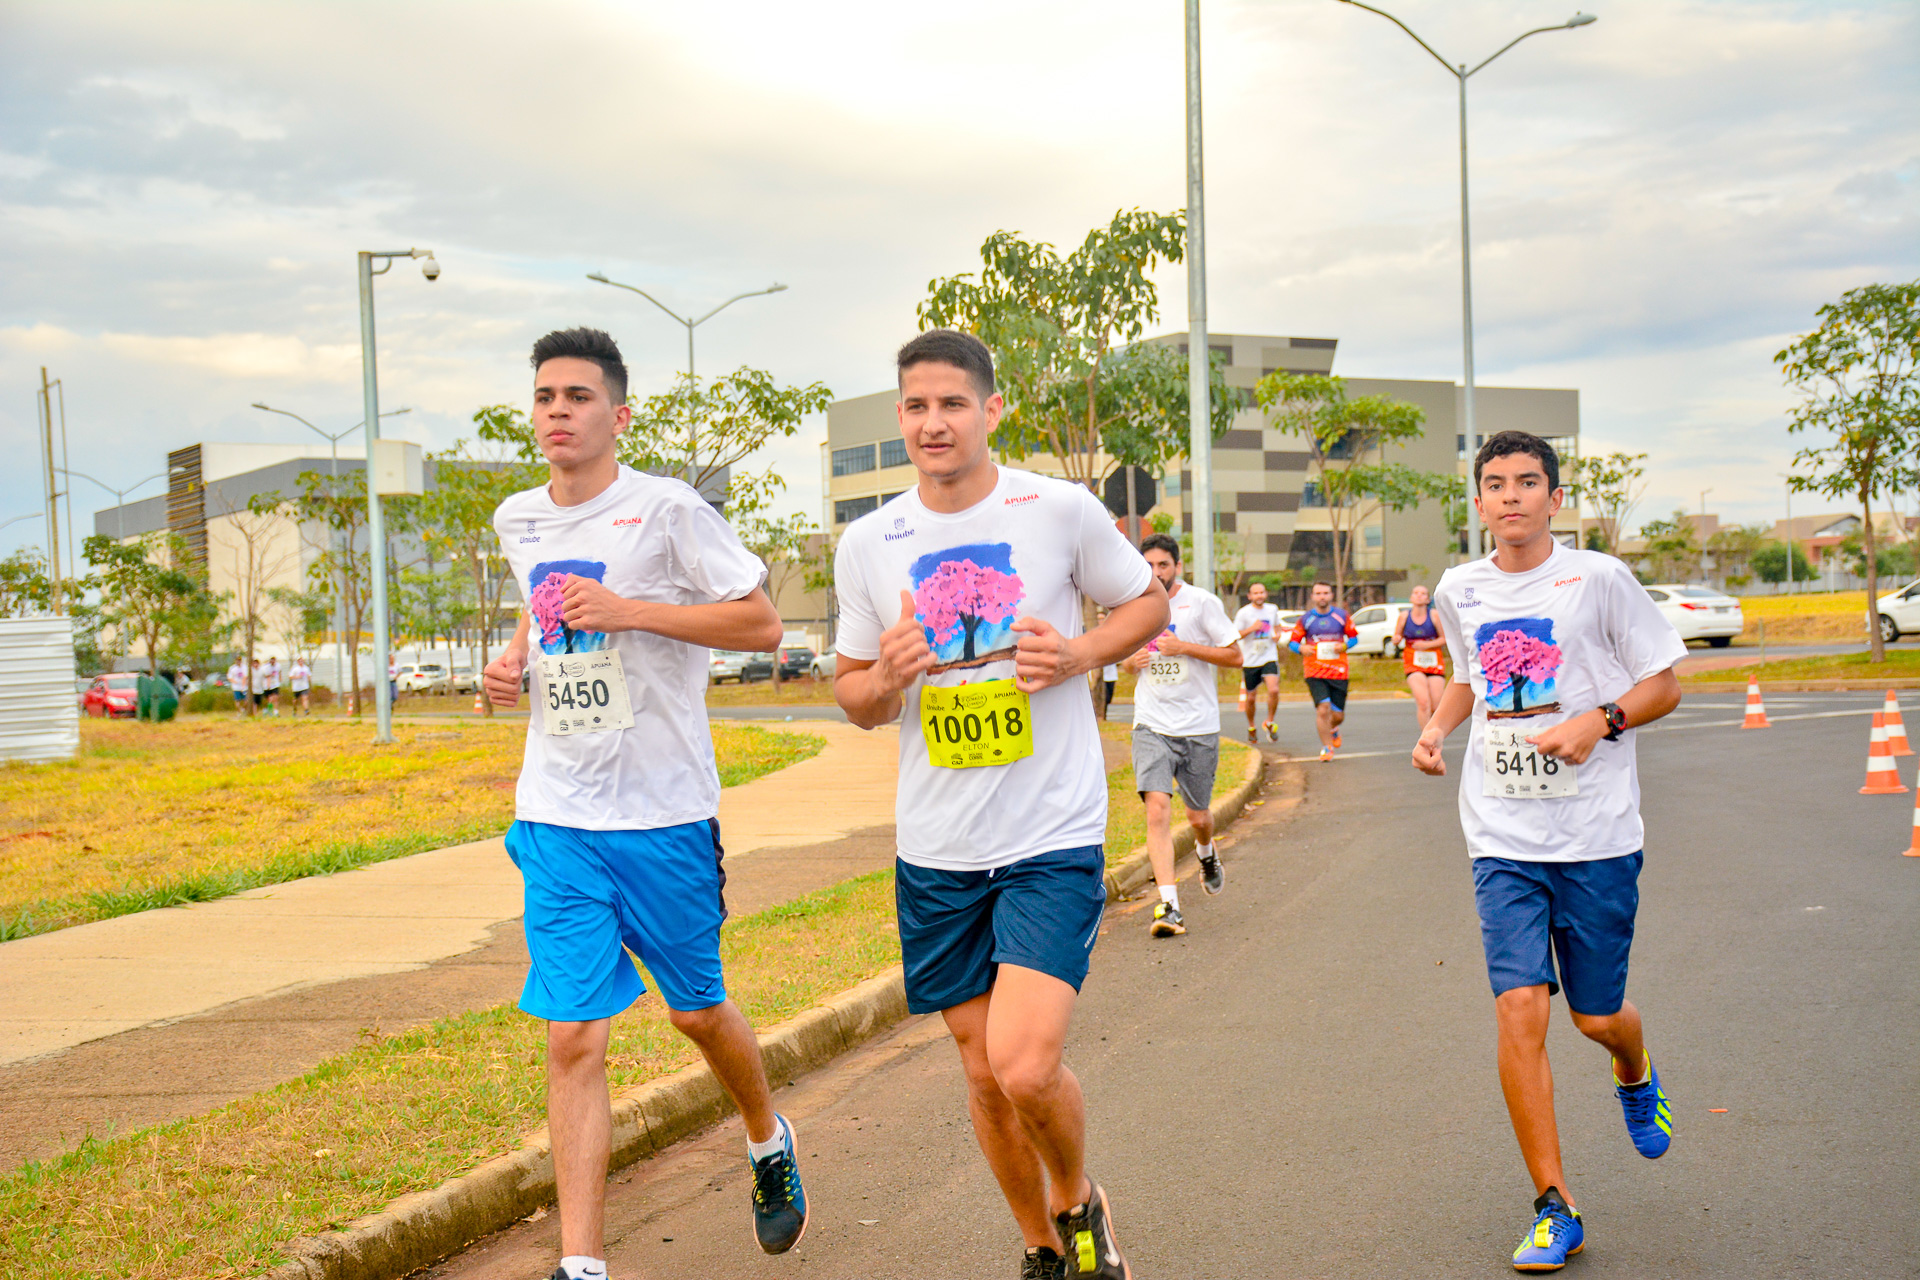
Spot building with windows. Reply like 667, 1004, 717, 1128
822, 332, 1582, 600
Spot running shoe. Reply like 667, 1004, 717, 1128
1022, 1245, 1068, 1279
1614, 1055, 1673, 1159
1198, 850, 1225, 895
1331, 728, 1342, 749
1511, 1188, 1583, 1272
1149, 902, 1185, 937
1263, 720, 1276, 742
1318, 747, 1333, 763
1247, 726, 1258, 743
749, 1114, 808, 1253
1055, 1181, 1131, 1279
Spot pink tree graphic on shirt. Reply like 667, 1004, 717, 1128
915, 559, 1022, 664
529, 572, 570, 652
1478, 627, 1562, 714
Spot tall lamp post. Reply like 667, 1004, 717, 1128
56, 469, 167, 539
1335, 2, 1596, 561
1185, 0, 1215, 596
358, 247, 439, 745
252, 402, 412, 701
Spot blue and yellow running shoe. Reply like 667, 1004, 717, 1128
1614, 1055, 1673, 1158
1512, 1188, 1583, 1272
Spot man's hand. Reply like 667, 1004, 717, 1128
1412, 726, 1447, 776
1156, 632, 1196, 658
561, 575, 635, 635
483, 649, 526, 709
1121, 648, 1151, 674
1010, 615, 1083, 694
871, 589, 935, 697
1526, 709, 1609, 767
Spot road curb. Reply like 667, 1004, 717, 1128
1104, 742, 1267, 902
1680, 678, 1920, 692
264, 967, 909, 1280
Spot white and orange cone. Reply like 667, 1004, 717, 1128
1861, 712, 1910, 795
473, 689, 485, 714
1882, 691, 1911, 756
1742, 680, 1770, 729
1900, 777, 1920, 857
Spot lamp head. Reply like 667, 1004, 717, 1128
586, 271, 610, 283
768, 283, 789, 294
420, 253, 440, 281
251, 402, 269, 410
1567, 12, 1596, 26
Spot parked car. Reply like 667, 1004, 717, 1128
810, 650, 838, 681
447, 665, 478, 694
776, 646, 815, 679
741, 652, 775, 682
1876, 580, 1920, 642
1644, 584, 1743, 646
1350, 603, 1409, 657
709, 650, 749, 684
82, 673, 141, 718
75, 676, 93, 709
395, 662, 450, 693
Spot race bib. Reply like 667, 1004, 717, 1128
1145, 653, 1188, 685
1315, 639, 1343, 662
537, 651, 636, 737
920, 679, 1034, 769
1482, 725, 1578, 798
1412, 648, 1443, 670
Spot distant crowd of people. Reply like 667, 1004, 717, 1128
220, 655, 314, 716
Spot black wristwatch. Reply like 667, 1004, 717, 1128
1599, 702, 1626, 741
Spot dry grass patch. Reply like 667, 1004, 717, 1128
1734, 591, 1875, 644
1680, 649, 1920, 684
0, 870, 899, 1280
0, 721, 822, 939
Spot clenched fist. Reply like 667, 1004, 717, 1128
871, 589, 935, 697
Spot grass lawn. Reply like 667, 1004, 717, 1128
0, 870, 901, 1280
1732, 590, 1876, 644
1680, 649, 1920, 684
0, 720, 823, 941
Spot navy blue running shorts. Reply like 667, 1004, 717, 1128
894, 845, 1107, 1015
1304, 676, 1348, 710
1472, 851, 1642, 1016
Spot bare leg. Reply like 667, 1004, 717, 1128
986, 966, 1089, 1216
1187, 806, 1214, 848
668, 1000, 777, 1143
548, 1018, 613, 1258
1570, 999, 1649, 1085
1144, 791, 1176, 888
1263, 676, 1280, 726
1408, 673, 1436, 726
1240, 683, 1258, 734
1493, 985, 1574, 1206
1314, 700, 1335, 749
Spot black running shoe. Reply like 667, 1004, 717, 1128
1055, 1181, 1131, 1278
1022, 1245, 1068, 1279
1149, 902, 1185, 937
1198, 850, 1224, 895
749, 1114, 808, 1253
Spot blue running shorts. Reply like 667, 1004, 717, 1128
894, 845, 1107, 1016
1472, 851, 1642, 1016
505, 818, 728, 1021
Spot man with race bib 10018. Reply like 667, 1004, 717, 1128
483, 328, 809, 1280
1412, 429, 1686, 1273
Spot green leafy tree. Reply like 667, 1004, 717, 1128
1567, 451, 1649, 559
1838, 529, 1913, 581
736, 510, 820, 685
208, 491, 302, 715
264, 584, 329, 666
288, 470, 415, 715
397, 564, 473, 680
624, 370, 832, 520
1637, 511, 1701, 582
1776, 280, 1920, 662
917, 209, 1234, 497
1707, 522, 1771, 587
1752, 540, 1815, 585
0, 548, 58, 618
1254, 372, 1445, 604
83, 532, 212, 678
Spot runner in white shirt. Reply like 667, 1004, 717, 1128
1120, 533, 1243, 938
834, 330, 1166, 1280
1412, 430, 1685, 1273
289, 658, 312, 715
261, 656, 283, 717
480, 327, 806, 1280
1233, 583, 1283, 743
225, 658, 247, 715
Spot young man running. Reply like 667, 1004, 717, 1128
1233, 581, 1282, 743
834, 330, 1166, 1280
1121, 533, 1242, 938
1287, 581, 1356, 762
1412, 430, 1685, 1272
482, 328, 807, 1280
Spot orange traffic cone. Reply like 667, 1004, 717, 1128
1861, 712, 1910, 795
473, 689, 485, 714
1882, 691, 1911, 756
1901, 777, 1920, 857
1741, 680, 1770, 729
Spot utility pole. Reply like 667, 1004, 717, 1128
37, 367, 64, 614
1185, 0, 1214, 594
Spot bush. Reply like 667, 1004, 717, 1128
180, 687, 229, 714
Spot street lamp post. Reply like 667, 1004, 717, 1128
57, 469, 167, 540
357, 247, 439, 745
1336, 3, 1596, 562
1185, 0, 1215, 596
252, 402, 411, 705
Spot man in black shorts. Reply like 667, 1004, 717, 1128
1287, 581, 1356, 763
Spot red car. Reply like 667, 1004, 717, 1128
82, 673, 141, 718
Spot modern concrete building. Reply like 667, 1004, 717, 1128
822, 332, 1583, 601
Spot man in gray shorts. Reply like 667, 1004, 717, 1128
1122, 534, 1244, 938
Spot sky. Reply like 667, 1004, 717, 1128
3, 0, 1916, 567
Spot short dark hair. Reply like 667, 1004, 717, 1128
1474, 429, 1560, 492
531, 327, 628, 404
897, 329, 996, 401
1312, 579, 1333, 592
1139, 532, 1181, 562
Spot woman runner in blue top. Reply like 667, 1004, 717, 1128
1395, 584, 1448, 728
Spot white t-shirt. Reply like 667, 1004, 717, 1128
1234, 602, 1282, 667
1434, 542, 1687, 863
290, 662, 311, 692
1135, 583, 1239, 738
835, 467, 1153, 872
262, 660, 282, 689
495, 465, 767, 832
226, 662, 245, 691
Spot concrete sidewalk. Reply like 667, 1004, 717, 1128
0, 720, 899, 1167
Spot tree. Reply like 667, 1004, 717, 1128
1752, 540, 1815, 585
1255, 372, 1447, 604
0, 549, 57, 618
737, 510, 820, 685
1479, 624, 1563, 716
1707, 522, 1771, 586
397, 564, 473, 679
1838, 529, 1913, 581
288, 469, 392, 715
265, 584, 329, 666
914, 558, 1023, 670
1638, 511, 1701, 582
83, 532, 212, 678
208, 491, 301, 714
1567, 452, 1649, 558
624, 369, 832, 519
1776, 281, 1920, 662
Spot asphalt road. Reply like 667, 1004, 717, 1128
426, 690, 1917, 1279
